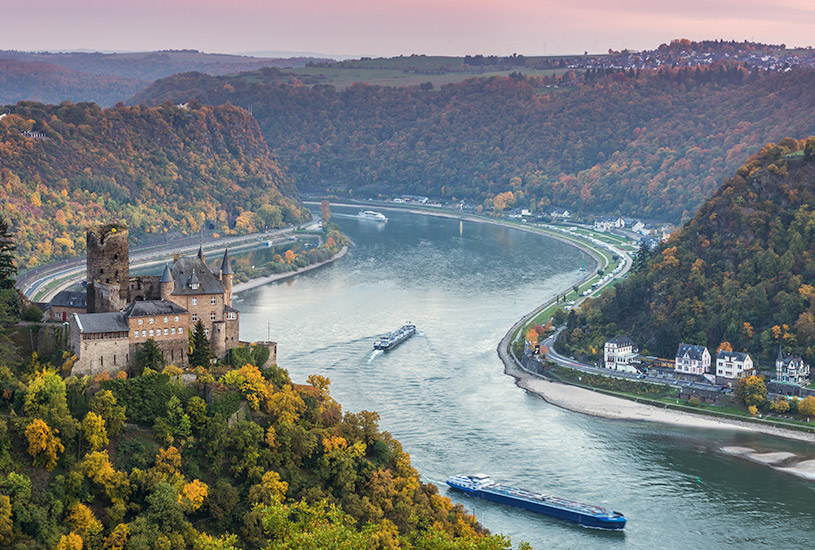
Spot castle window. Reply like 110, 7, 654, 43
177, 326, 182, 333
164, 328, 168, 335
133, 330, 139, 338
211, 312, 216, 321
174, 316, 179, 322
149, 329, 154, 337
141, 330, 146, 337
171, 328, 176, 334
211, 297, 216, 305
138, 319, 143, 325
192, 314, 198, 321
100, 269, 104, 274
192, 298, 198, 306
113, 254, 118, 260
113, 355, 117, 365
164, 317, 169, 323
149, 318, 154, 324
204, 328, 209, 337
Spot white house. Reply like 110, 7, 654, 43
604, 336, 639, 372
715, 350, 754, 382
675, 344, 711, 375
593, 217, 625, 232
776, 348, 810, 385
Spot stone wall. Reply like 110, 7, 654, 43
129, 276, 161, 302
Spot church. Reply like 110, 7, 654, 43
68, 223, 251, 375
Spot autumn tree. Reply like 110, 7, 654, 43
798, 396, 815, 418
89, 389, 126, 437
81, 411, 109, 452
284, 249, 296, 263
320, 200, 331, 226
25, 418, 64, 470
734, 375, 767, 408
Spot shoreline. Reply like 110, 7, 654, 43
233, 246, 349, 294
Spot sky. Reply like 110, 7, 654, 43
3, 0, 814, 57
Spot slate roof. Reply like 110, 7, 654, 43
73, 312, 129, 334
49, 290, 87, 309
716, 350, 750, 362
676, 343, 708, 360
224, 304, 239, 313
160, 264, 173, 283
220, 249, 233, 275
123, 300, 187, 318
608, 336, 635, 346
171, 256, 225, 295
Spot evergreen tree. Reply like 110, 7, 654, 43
632, 241, 651, 274
189, 320, 213, 368
133, 338, 166, 376
0, 216, 16, 290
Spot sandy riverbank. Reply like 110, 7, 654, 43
721, 446, 815, 480
232, 246, 348, 294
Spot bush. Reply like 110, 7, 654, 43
21, 304, 42, 322
688, 397, 700, 407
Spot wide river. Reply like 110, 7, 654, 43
235, 205, 815, 549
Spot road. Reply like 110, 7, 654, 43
20, 219, 322, 303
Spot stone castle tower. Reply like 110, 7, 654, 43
86, 224, 129, 313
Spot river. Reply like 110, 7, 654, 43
234, 205, 815, 549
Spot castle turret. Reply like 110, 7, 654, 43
86, 224, 129, 312
220, 248, 233, 306
197, 245, 205, 263
160, 264, 174, 300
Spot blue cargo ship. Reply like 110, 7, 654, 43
446, 475, 626, 530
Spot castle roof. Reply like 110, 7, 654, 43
608, 336, 635, 346
160, 264, 173, 284
49, 290, 87, 309
123, 300, 187, 318
73, 312, 129, 334
220, 248, 233, 275
676, 343, 708, 360
171, 256, 225, 295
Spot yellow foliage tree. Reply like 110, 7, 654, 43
25, 418, 64, 470
179, 479, 209, 512
104, 523, 130, 550
222, 364, 270, 411
0, 495, 12, 545
67, 502, 103, 539
284, 249, 296, 263
56, 532, 83, 550
248, 470, 288, 505
268, 385, 306, 423
82, 412, 109, 452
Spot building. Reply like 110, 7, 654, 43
675, 344, 711, 375
45, 290, 87, 321
776, 348, 810, 385
604, 336, 640, 372
69, 224, 249, 376
715, 350, 754, 384
593, 216, 625, 232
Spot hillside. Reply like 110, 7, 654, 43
559, 138, 815, 364
0, 59, 147, 108
0, 101, 307, 267
130, 67, 815, 221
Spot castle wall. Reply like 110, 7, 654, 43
129, 276, 161, 302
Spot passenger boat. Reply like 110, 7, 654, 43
358, 210, 388, 222
373, 323, 416, 350
446, 474, 626, 530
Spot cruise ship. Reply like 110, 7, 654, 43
373, 323, 416, 350
446, 475, 626, 530
358, 210, 388, 222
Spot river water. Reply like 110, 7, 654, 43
235, 205, 815, 549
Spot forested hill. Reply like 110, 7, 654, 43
0, 101, 307, 267
130, 67, 815, 221
561, 138, 815, 364
0, 59, 148, 108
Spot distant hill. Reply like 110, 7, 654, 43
0, 101, 307, 267
560, 139, 815, 364
0, 50, 332, 106
130, 67, 815, 221
0, 58, 147, 107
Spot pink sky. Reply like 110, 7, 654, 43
5, 0, 814, 56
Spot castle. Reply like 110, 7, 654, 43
68, 224, 257, 375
